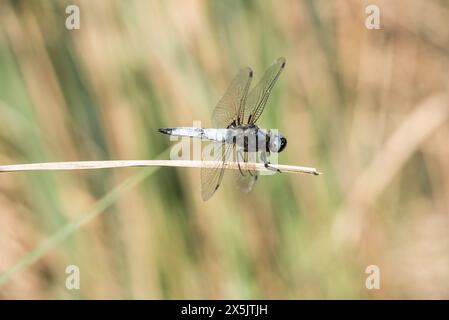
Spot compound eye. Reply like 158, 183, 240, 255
278, 137, 287, 152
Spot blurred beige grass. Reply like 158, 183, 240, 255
1, 0, 449, 299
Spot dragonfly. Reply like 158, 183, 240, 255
159, 57, 287, 201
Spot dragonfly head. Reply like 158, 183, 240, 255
268, 132, 287, 153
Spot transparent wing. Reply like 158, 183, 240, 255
212, 67, 253, 128
244, 57, 286, 125
201, 141, 234, 201
234, 147, 258, 193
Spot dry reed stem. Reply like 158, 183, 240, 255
0, 160, 321, 175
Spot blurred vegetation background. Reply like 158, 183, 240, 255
1, 0, 449, 299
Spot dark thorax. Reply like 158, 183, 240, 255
227, 124, 268, 153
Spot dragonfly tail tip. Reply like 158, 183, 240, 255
158, 128, 172, 135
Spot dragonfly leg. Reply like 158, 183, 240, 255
261, 150, 281, 173
236, 149, 247, 176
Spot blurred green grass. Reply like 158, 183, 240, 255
1, 0, 449, 299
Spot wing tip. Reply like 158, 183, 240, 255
277, 57, 286, 68
201, 192, 212, 202
201, 183, 220, 201
242, 67, 253, 78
